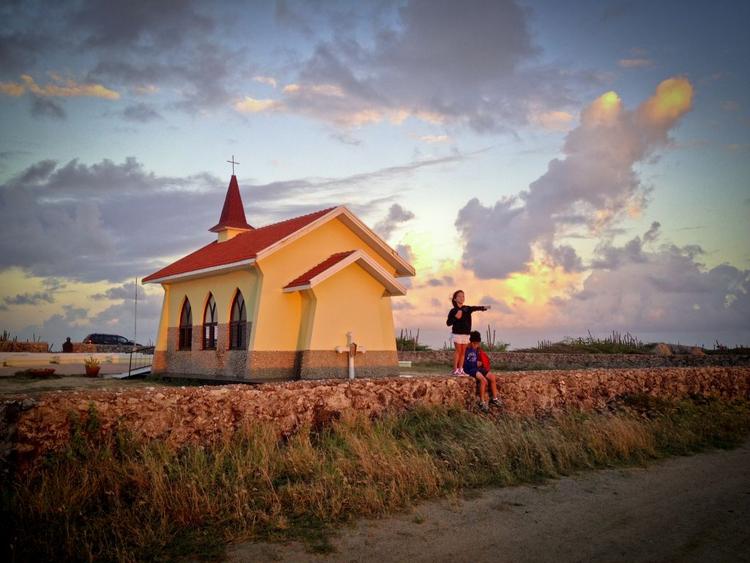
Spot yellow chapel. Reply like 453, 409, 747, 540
143, 173, 415, 380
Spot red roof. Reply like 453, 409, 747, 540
209, 175, 253, 232
283, 251, 356, 289
143, 207, 336, 282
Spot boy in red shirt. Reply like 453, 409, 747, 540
463, 331, 503, 413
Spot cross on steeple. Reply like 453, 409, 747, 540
227, 155, 240, 175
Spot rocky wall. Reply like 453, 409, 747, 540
399, 351, 750, 369
0, 342, 49, 353
7, 367, 750, 467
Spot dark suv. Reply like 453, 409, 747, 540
83, 334, 138, 346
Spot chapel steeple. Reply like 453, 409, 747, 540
209, 157, 253, 242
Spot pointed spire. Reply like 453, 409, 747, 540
209, 175, 253, 233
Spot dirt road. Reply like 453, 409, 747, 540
229, 441, 750, 562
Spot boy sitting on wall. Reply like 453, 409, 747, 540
463, 331, 503, 413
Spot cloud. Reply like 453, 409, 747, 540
374, 203, 415, 240
643, 221, 661, 243
0, 2, 61, 76
234, 96, 280, 113
456, 77, 694, 279
0, 157, 218, 282
478, 295, 513, 313
424, 275, 455, 287
0, 81, 25, 96
396, 244, 414, 263
1, 0, 242, 116
545, 244, 584, 273
720, 100, 740, 112
121, 102, 162, 122
3, 291, 55, 306
16, 288, 164, 348
255, 0, 588, 132
419, 135, 450, 143
253, 75, 278, 88
0, 74, 120, 99
552, 239, 750, 334
618, 58, 654, 69
30, 96, 66, 119
72, 0, 213, 50
92, 281, 139, 301
529, 110, 575, 131
0, 153, 464, 283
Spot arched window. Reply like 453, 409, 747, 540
229, 290, 247, 350
178, 298, 192, 350
203, 293, 217, 350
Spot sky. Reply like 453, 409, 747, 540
1, 0, 749, 350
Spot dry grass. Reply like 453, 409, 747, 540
3, 396, 749, 561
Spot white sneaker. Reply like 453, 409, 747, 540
458, 368, 466, 376
452, 368, 460, 375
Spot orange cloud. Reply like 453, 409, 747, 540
0, 74, 120, 99
0, 82, 25, 96
233, 96, 279, 113
23, 74, 119, 99
582, 91, 622, 126
531, 109, 575, 131
240, 83, 446, 128
638, 77, 693, 126
393, 254, 584, 334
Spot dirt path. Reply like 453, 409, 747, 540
229, 441, 750, 562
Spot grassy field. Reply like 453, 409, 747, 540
3, 396, 750, 561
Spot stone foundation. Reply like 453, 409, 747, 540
164, 325, 248, 380
247, 351, 299, 381
299, 350, 399, 379
160, 326, 399, 381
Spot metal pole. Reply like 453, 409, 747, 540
134, 277, 138, 347
130, 277, 138, 376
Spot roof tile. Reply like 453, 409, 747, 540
283, 251, 356, 289
143, 207, 336, 282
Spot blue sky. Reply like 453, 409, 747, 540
1, 0, 748, 349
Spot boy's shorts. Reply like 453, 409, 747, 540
468, 368, 489, 377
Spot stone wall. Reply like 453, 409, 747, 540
8, 366, 750, 466
0, 342, 49, 353
398, 351, 750, 369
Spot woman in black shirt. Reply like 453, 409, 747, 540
446, 290, 489, 375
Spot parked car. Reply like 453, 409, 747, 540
83, 334, 140, 347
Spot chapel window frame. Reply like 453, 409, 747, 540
229, 290, 247, 350
203, 293, 218, 350
178, 297, 192, 351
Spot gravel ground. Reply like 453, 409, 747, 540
229, 441, 750, 563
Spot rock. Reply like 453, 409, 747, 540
690, 347, 706, 356
653, 343, 672, 356
20, 398, 37, 410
